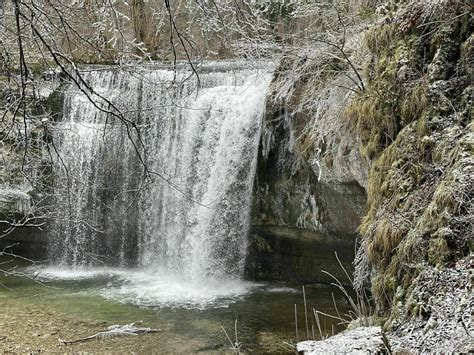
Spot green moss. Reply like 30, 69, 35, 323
353, 1, 472, 318
416, 115, 431, 137
428, 237, 450, 266
346, 27, 430, 161
346, 91, 399, 160
372, 274, 398, 309
358, 7, 376, 21
459, 34, 474, 75
468, 238, 474, 253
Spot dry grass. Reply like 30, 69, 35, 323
345, 92, 399, 159
352, 0, 472, 321
370, 218, 407, 264
400, 84, 428, 124
427, 237, 450, 266
364, 24, 397, 55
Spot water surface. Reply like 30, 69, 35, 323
1, 259, 350, 353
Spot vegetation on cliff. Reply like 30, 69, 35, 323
260, 1, 472, 348
349, 0, 472, 330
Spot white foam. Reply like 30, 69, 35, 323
266, 286, 299, 294
34, 266, 117, 280
32, 266, 261, 309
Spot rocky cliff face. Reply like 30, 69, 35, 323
0, 77, 60, 257
247, 40, 370, 283
351, 0, 472, 324
251, 1, 472, 344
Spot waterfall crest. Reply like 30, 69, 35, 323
49, 62, 272, 282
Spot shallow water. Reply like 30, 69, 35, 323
1, 259, 351, 353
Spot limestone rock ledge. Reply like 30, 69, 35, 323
297, 327, 385, 354
0, 188, 46, 258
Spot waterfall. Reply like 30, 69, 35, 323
49, 62, 271, 283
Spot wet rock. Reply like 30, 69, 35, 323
250, 42, 368, 284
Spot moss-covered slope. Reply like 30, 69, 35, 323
351, 0, 472, 325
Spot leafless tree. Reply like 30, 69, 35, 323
0, 0, 373, 268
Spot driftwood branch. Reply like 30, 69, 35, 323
59, 323, 160, 346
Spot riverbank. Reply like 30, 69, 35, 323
297, 256, 472, 354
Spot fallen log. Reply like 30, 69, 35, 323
59, 323, 160, 345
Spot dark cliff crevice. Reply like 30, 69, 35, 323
0, 76, 64, 259
247, 71, 369, 283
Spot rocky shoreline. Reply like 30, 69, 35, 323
297, 257, 472, 354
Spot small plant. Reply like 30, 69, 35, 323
320, 252, 375, 328
292, 252, 376, 344
221, 319, 242, 354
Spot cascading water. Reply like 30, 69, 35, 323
45, 62, 272, 307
